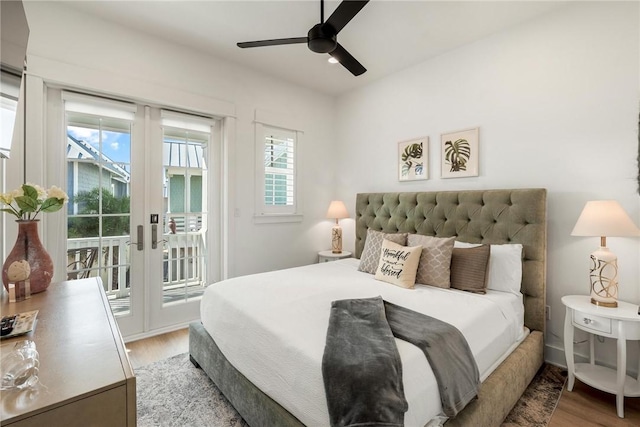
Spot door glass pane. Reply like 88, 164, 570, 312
66, 112, 132, 315
162, 127, 208, 305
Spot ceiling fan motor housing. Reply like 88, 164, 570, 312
236, 0, 369, 75
307, 23, 337, 53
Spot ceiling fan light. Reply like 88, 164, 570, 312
328, 57, 339, 64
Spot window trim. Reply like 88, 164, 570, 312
253, 120, 303, 224
0, 70, 22, 158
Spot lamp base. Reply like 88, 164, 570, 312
331, 225, 343, 254
590, 298, 617, 308
589, 246, 618, 308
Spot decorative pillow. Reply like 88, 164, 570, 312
374, 240, 422, 289
454, 241, 523, 294
407, 234, 456, 288
358, 230, 408, 274
450, 245, 491, 293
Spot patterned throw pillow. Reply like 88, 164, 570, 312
358, 229, 408, 274
374, 239, 422, 289
450, 245, 491, 293
407, 234, 456, 288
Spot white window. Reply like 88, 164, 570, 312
254, 121, 303, 223
0, 70, 22, 159
264, 127, 294, 208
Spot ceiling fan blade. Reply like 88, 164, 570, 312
324, 0, 369, 34
237, 37, 307, 48
329, 43, 366, 76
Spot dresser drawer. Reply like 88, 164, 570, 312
573, 310, 612, 334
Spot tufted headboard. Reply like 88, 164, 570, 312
355, 189, 547, 332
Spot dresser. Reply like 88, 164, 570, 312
1, 278, 136, 426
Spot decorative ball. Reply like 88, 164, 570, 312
7, 260, 31, 282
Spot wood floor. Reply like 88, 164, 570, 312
125, 328, 189, 369
550, 380, 640, 427
127, 328, 640, 426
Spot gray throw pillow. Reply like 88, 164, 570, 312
407, 234, 456, 288
358, 229, 408, 274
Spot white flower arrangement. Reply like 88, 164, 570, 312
0, 184, 69, 220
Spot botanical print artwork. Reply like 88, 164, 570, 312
441, 128, 479, 178
398, 137, 428, 181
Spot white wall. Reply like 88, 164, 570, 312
334, 1, 640, 370
15, 2, 338, 280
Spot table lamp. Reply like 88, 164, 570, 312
326, 200, 349, 254
571, 200, 640, 307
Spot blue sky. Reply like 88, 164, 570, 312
68, 126, 131, 165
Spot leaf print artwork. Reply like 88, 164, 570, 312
444, 138, 471, 172
401, 142, 423, 177
398, 138, 429, 181
440, 128, 479, 178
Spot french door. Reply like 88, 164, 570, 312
64, 93, 221, 337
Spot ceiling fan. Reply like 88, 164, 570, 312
237, 0, 369, 76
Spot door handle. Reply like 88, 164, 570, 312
136, 225, 143, 251
127, 225, 144, 250
152, 224, 158, 249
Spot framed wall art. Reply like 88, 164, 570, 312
441, 127, 479, 178
398, 137, 428, 181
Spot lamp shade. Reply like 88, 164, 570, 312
326, 200, 349, 220
571, 200, 640, 237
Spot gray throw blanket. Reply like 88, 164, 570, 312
322, 296, 480, 427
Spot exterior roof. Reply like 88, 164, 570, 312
66, 134, 130, 183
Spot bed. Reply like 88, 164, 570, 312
189, 188, 547, 427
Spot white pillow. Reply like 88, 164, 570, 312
454, 241, 523, 294
374, 239, 422, 289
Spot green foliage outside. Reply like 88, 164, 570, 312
68, 188, 130, 238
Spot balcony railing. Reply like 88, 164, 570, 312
67, 232, 206, 300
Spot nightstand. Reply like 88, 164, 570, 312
562, 295, 640, 418
318, 250, 352, 263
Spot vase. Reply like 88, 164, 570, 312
2, 220, 54, 294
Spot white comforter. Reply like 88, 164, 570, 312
201, 259, 525, 427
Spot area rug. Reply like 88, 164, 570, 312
136, 353, 248, 427
136, 353, 566, 427
502, 363, 567, 427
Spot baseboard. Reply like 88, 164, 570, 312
123, 321, 191, 343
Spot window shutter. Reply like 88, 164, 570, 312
253, 115, 303, 223
264, 132, 295, 207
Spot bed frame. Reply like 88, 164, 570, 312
190, 188, 547, 427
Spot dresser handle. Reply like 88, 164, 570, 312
583, 317, 594, 325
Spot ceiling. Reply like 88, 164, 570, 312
63, 1, 566, 96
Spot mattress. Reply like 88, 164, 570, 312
201, 258, 526, 427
